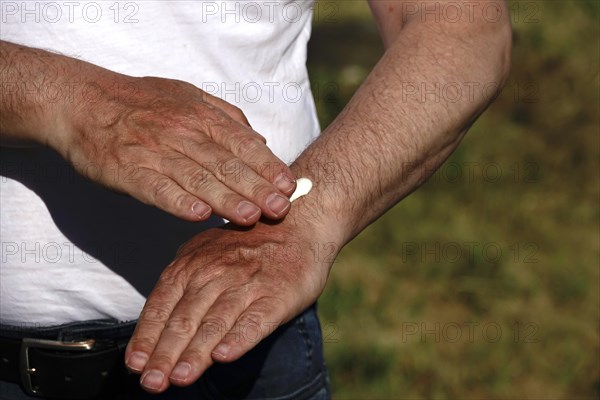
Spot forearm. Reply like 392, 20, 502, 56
289, 1, 512, 247
2, 41, 65, 145
0, 40, 116, 148
0, 40, 299, 223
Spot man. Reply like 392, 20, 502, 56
0, 0, 511, 398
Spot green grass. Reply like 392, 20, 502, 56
307, 1, 600, 398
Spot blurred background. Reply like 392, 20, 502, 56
307, 1, 599, 398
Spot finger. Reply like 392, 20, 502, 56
125, 276, 185, 375
168, 290, 249, 386
181, 141, 292, 219
210, 297, 288, 364
161, 146, 291, 222
138, 281, 224, 393
201, 116, 296, 196
157, 154, 260, 225
125, 167, 212, 222
227, 134, 296, 197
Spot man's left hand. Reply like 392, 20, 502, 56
124, 220, 335, 393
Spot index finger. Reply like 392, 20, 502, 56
125, 275, 184, 374
201, 115, 297, 196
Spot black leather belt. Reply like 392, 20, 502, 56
0, 320, 140, 399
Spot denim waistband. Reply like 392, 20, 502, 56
0, 319, 137, 341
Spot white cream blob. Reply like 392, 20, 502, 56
289, 178, 313, 202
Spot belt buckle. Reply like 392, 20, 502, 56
19, 337, 96, 397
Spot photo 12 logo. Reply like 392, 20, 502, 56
400, 321, 540, 344
198, 1, 310, 24
1, 240, 139, 265
400, 241, 540, 264
201, 81, 304, 104
0, 1, 140, 23
399, 1, 541, 24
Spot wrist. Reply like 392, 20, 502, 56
248, 215, 339, 287
287, 163, 353, 248
0, 78, 60, 147
49, 67, 131, 158
0, 42, 83, 149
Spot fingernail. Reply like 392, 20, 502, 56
141, 369, 164, 391
192, 201, 211, 219
237, 201, 260, 222
274, 173, 295, 194
212, 343, 230, 359
126, 352, 148, 372
170, 362, 191, 382
266, 193, 290, 216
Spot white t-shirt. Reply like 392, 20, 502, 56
0, 0, 320, 326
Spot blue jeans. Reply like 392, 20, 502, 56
0, 305, 330, 400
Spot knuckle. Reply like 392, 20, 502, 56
151, 177, 173, 201
130, 335, 158, 349
219, 158, 243, 184
156, 265, 178, 286
240, 164, 261, 185
233, 107, 248, 123
175, 242, 196, 258
173, 192, 192, 211
237, 246, 265, 265
238, 312, 264, 332
230, 105, 243, 116
201, 108, 230, 132
233, 136, 261, 156
171, 78, 196, 93
157, 265, 188, 291
272, 162, 289, 177
186, 168, 210, 192
233, 314, 265, 345
192, 140, 215, 158
157, 270, 177, 287
199, 96, 216, 109
257, 161, 284, 182
201, 315, 230, 333
248, 182, 271, 203
140, 305, 171, 324
196, 179, 222, 202
165, 316, 198, 336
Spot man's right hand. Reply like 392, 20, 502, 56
0, 41, 296, 225
56, 75, 296, 224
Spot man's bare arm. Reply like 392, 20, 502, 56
290, 0, 512, 247
0, 41, 296, 223
126, 0, 512, 393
